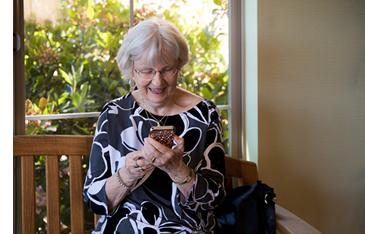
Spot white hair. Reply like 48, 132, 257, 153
116, 18, 189, 80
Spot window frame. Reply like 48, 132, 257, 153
228, 0, 245, 159
14, 0, 25, 233
229, 0, 258, 162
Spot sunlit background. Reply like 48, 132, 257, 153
24, 0, 228, 63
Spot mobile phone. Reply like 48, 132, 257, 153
149, 126, 175, 148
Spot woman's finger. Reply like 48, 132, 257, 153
143, 138, 164, 162
126, 152, 149, 176
144, 137, 168, 153
173, 135, 184, 152
136, 157, 154, 170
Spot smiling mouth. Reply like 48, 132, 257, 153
149, 87, 165, 95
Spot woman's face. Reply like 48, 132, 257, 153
132, 58, 178, 109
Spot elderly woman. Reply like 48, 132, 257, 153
83, 18, 226, 233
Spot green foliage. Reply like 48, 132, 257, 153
25, 0, 130, 123
25, 0, 228, 232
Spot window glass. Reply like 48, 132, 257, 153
25, 0, 131, 135
25, 0, 228, 144
24, 0, 228, 232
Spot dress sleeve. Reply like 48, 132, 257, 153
180, 104, 226, 211
83, 105, 113, 216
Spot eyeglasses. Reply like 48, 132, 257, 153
134, 67, 178, 80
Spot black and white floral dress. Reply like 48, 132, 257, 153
83, 93, 226, 233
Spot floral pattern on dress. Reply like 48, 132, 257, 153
83, 93, 226, 233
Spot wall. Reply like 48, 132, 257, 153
258, 0, 365, 233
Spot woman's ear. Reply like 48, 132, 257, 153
129, 79, 136, 91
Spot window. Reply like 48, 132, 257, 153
14, 0, 257, 232
23, 0, 231, 151
18, 1, 260, 156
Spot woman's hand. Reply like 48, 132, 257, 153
143, 136, 191, 181
106, 151, 154, 211
122, 151, 154, 185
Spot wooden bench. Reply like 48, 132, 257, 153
14, 135, 321, 234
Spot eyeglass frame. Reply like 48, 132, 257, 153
133, 66, 178, 80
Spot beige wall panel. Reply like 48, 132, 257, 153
258, 0, 365, 233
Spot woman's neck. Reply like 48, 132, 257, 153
132, 91, 177, 116
144, 103, 174, 116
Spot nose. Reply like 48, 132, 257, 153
150, 71, 164, 85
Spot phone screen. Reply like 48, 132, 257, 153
149, 126, 175, 148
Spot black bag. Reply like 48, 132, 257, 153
216, 180, 276, 234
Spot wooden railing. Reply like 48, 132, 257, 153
14, 135, 321, 234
